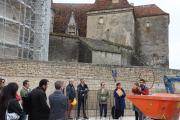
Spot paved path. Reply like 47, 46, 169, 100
77, 116, 135, 120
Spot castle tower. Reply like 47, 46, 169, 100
86, 0, 134, 47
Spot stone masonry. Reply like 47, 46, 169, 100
0, 59, 179, 116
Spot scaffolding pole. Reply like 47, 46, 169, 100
0, 0, 51, 61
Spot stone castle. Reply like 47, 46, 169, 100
0, 0, 178, 116
49, 0, 169, 68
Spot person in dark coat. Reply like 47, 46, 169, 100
114, 82, 126, 119
77, 79, 89, 119
0, 78, 5, 95
0, 82, 25, 120
29, 79, 50, 120
66, 80, 76, 119
49, 81, 68, 120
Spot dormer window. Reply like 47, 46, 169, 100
65, 11, 79, 36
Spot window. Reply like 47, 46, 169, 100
98, 17, 104, 25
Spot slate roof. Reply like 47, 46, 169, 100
50, 33, 133, 54
79, 37, 133, 54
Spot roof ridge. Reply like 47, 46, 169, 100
53, 3, 94, 5
134, 4, 156, 7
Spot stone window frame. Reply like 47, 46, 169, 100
97, 16, 104, 29
98, 17, 104, 25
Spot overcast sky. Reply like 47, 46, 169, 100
53, 0, 180, 70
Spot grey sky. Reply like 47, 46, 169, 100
53, 0, 180, 70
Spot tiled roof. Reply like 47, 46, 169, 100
52, 0, 131, 36
134, 4, 168, 18
53, 3, 93, 37
53, 2, 168, 37
89, 0, 131, 12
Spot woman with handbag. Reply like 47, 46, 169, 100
113, 82, 126, 119
0, 82, 25, 120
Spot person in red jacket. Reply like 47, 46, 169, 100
132, 82, 141, 120
139, 79, 149, 95
139, 79, 149, 120
16, 93, 22, 101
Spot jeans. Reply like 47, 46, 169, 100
139, 111, 145, 120
77, 97, 87, 117
135, 111, 139, 120
99, 104, 107, 117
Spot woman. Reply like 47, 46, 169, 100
132, 82, 141, 120
97, 82, 109, 118
0, 82, 25, 120
114, 82, 126, 119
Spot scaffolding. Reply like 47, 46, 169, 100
0, 0, 51, 61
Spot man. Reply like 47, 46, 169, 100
97, 82, 109, 118
20, 80, 31, 117
139, 79, 149, 120
29, 79, 50, 120
66, 80, 76, 119
49, 81, 68, 120
113, 82, 126, 119
0, 78, 5, 95
77, 79, 89, 119
139, 79, 149, 95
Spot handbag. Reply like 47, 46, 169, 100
6, 110, 20, 120
5, 100, 20, 120
5, 110, 20, 120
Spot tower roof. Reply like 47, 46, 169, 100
90, 0, 131, 12
134, 4, 169, 18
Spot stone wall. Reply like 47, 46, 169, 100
92, 51, 122, 65
87, 9, 135, 48
78, 42, 92, 63
49, 34, 131, 65
49, 35, 79, 62
135, 15, 169, 68
0, 59, 179, 114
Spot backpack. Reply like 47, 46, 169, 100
22, 92, 31, 114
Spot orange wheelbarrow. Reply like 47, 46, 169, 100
127, 93, 180, 120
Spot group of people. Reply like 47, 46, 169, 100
132, 79, 149, 120
0, 77, 149, 120
0, 78, 90, 120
